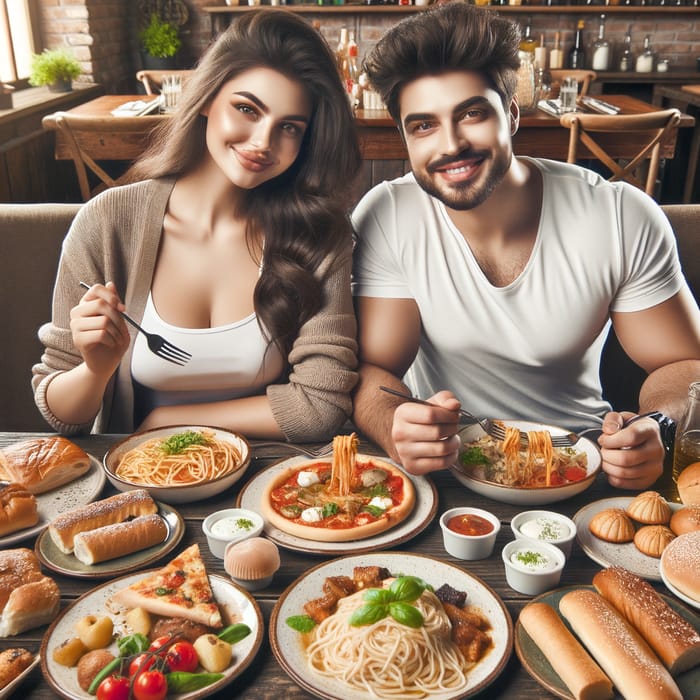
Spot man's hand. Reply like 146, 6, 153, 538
597, 411, 664, 490
391, 390, 462, 475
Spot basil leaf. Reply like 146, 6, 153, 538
117, 633, 149, 657
369, 483, 390, 498
161, 430, 208, 454
349, 603, 388, 627
362, 505, 384, 517
363, 588, 392, 605
389, 601, 424, 628
286, 615, 317, 633
218, 623, 251, 644
460, 446, 490, 467
322, 502, 339, 518
389, 576, 426, 603
166, 672, 224, 693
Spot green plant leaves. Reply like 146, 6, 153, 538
349, 576, 427, 629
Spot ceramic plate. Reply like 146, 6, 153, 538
237, 455, 437, 555
573, 497, 682, 581
0, 455, 105, 547
34, 501, 185, 578
40, 572, 263, 700
0, 654, 40, 699
515, 585, 700, 700
270, 552, 513, 700
453, 421, 601, 506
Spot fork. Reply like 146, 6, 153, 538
79, 282, 191, 366
252, 440, 335, 459
379, 386, 580, 448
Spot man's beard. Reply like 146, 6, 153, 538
412, 149, 510, 211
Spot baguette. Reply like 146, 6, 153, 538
0, 437, 90, 494
49, 489, 158, 553
519, 602, 613, 700
73, 514, 168, 565
0, 482, 38, 537
593, 566, 700, 675
559, 589, 682, 700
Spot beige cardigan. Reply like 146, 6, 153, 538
32, 178, 358, 440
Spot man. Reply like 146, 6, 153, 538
351, 3, 700, 489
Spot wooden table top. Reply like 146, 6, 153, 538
0, 431, 691, 700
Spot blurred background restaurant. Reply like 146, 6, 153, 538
1, 0, 700, 204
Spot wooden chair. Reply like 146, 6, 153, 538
559, 108, 682, 197
46, 112, 167, 201
549, 69, 597, 98
136, 69, 193, 95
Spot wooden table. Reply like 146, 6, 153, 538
0, 431, 690, 700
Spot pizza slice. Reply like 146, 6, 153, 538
111, 543, 222, 628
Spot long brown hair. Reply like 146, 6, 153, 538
127, 10, 361, 357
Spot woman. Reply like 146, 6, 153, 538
33, 10, 361, 441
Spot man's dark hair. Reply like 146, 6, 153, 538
363, 3, 521, 125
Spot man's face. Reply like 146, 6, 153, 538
399, 71, 515, 210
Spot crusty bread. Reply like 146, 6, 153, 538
0, 482, 38, 536
0, 648, 34, 690
519, 602, 613, 700
559, 589, 682, 700
593, 566, 700, 675
0, 437, 90, 494
0, 549, 43, 612
661, 530, 700, 603
49, 489, 158, 553
670, 505, 700, 535
73, 514, 168, 565
0, 577, 60, 637
677, 462, 700, 505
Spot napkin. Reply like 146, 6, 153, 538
110, 99, 160, 117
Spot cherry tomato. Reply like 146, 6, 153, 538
166, 640, 198, 673
129, 652, 156, 677
133, 669, 168, 700
148, 636, 172, 656
96, 675, 130, 700
564, 466, 588, 483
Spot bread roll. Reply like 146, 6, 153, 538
0, 549, 43, 612
670, 505, 700, 535
625, 491, 671, 525
0, 648, 34, 690
0, 437, 90, 494
519, 602, 613, 700
632, 524, 675, 558
559, 589, 682, 700
49, 489, 158, 553
588, 508, 635, 543
677, 462, 700, 505
0, 576, 60, 637
661, 530, 700, 602
593, 566, 700, 675
0, 482, 38, 536
73, 514, 168, 565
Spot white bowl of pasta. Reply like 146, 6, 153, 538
453, 420, 601, 506
103, 425, 251, 504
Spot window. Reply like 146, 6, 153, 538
1, 0, 37, 84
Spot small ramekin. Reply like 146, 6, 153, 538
511, 510, 577, 559
502, 539, 565, 595
202, 508, 264, 559
439, 507, 501, 560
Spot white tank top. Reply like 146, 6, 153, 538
131, 293, 285, 415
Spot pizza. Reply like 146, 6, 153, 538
260, 435, 416, 542
111, 543, 222, 628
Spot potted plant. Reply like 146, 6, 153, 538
28, 48, 81, 93
139, 13, 181, 70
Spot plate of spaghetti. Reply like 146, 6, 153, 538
103, 425, 251, 504
453, 421, 601, 505
270, 552, 513, 700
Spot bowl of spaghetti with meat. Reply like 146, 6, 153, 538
452, 421, 601, 505
103, 425, 251, 503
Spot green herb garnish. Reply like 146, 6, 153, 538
349, 576, 428, 629
368, 483, 390, 498
460, 446, 490, 467
235, 518, 255, 531
161, 430, 208, 454
516, 550, 547, 566
322, 502, 339, 518
218, 623, 251, 644
155, 586, 174, 596
286, 615, 317, 633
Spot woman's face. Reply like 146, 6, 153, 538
202, 67, 312, 189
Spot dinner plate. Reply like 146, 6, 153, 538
0, 654, 40, 699
34, 501, 185, 578
573, 497, 682, 581
237, 455, 437, 555
515, 585, 700, 700
0, 454, 105, 547
40, 572, 263, 700
270, 552, 513, 700
661, 566, 700, 611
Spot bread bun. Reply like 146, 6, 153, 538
0, 437, 90, 494
0, 482, 38, 536
588, 508, 635, 543
661, 530, 700, 602
0, 549, 43, 611
633, 525, 675, 558
626, 490, 671, 524
224, 537, 280, 581
670, 505, 700, 535
0, 648, 34, 690
677, 462, 700, 505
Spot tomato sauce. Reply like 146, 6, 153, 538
447, 513, 494, 536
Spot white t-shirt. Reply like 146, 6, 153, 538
351, 159, 685, 431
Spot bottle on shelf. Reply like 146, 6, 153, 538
567, 19, 586, 70
519, 17, 539, 58
549, 31, 564, 70
673, 382, 700, 504
346, 32, 360, 91
618, 25, 634, 72
336, 27, 349, 78
534, 34, 548, 71
591, 14, 610, 71
635, 34, 655, 73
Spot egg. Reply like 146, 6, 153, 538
224, 537, 280, 590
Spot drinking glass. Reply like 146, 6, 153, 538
559, 77, 578, 113
160, 75, 182, 113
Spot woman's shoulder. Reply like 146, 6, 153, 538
84, 177, 175, 213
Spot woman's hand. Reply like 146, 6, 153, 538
71, 282, 130, 380
597, 411, 664, 490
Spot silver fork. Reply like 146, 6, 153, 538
252, 440, 335, 459
379, 386, 579, 448
79, 282, 191, 366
